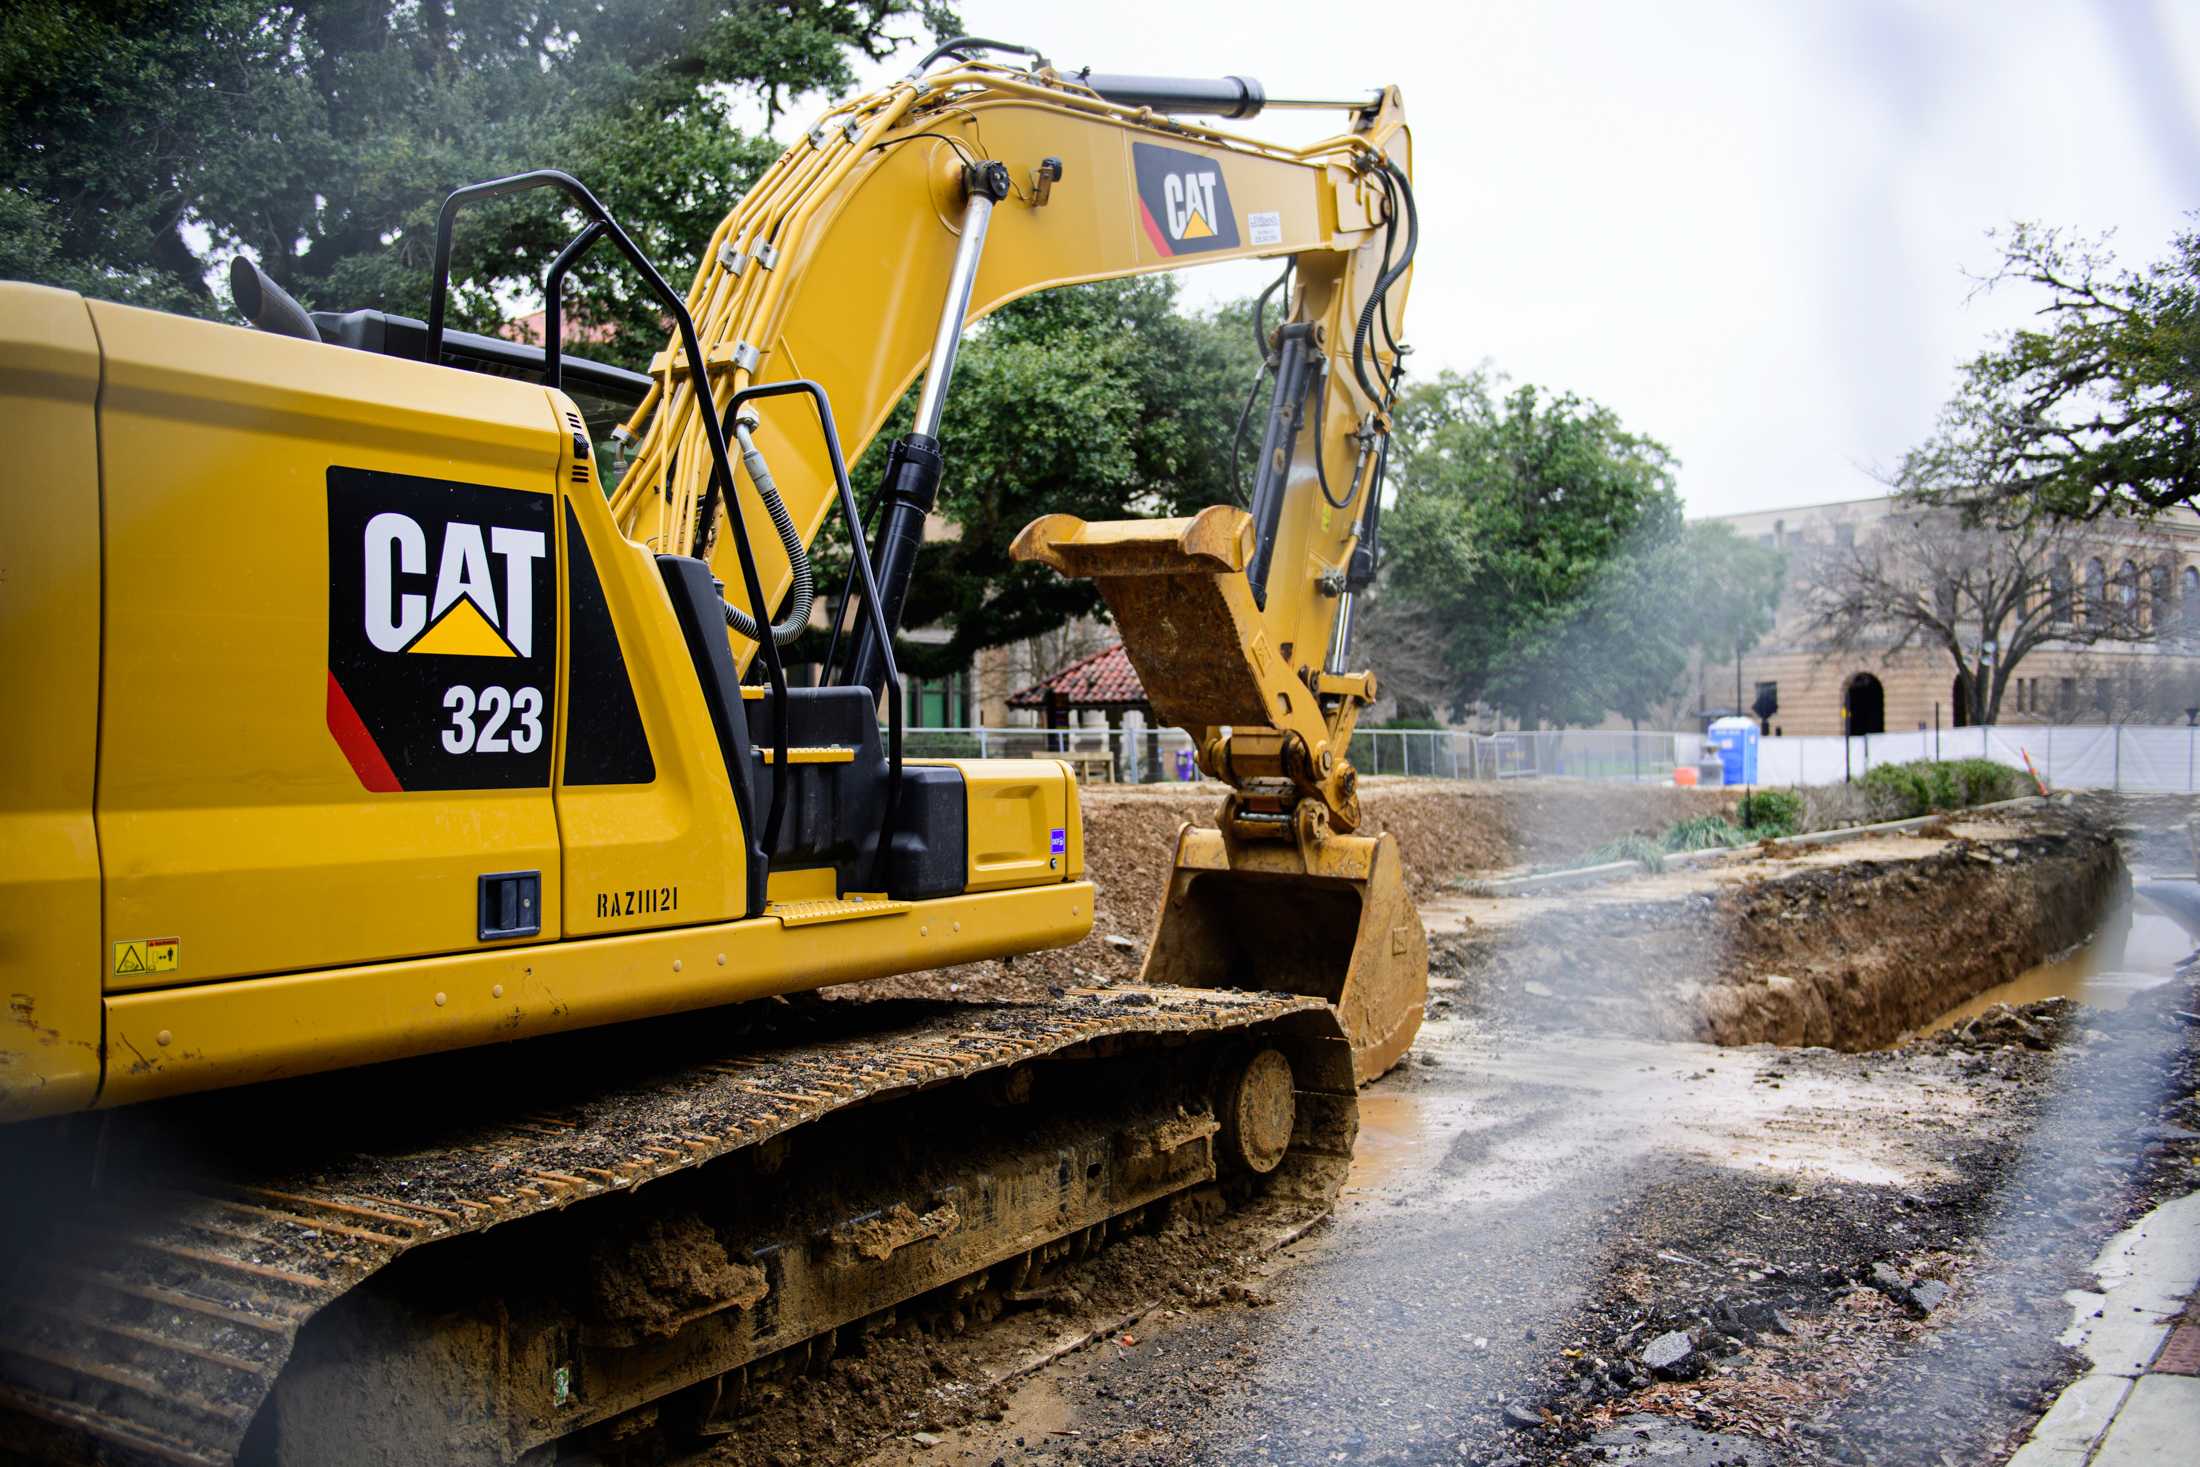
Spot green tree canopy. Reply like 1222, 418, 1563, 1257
832, 274, 1269, 679
1380, 369, 1781, 725
0, 0, 947, 359
1910, 217, 2199, 522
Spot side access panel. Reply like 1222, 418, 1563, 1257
949, 759, 1082, 892
0, 285, 104, 1117
90, 302, 565, 988
552, 405, 752, 937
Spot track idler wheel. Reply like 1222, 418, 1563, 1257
1142, 816, 1428, 1086
1216, 1047, 1297, 1174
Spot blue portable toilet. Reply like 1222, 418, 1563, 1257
1707, 716, 1758, 787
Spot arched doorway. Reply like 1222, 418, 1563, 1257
1845, 672, 1885, 736
1951, 672, 1970, 728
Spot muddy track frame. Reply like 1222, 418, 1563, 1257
0, 988, 1355, 1466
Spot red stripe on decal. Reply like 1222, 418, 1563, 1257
326, 671, 402, 792
1137, 197, 1173, 256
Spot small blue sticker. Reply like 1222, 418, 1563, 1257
1050, 827, 1067, 855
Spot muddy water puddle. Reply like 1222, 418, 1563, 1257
1913, 878, 2192, 1036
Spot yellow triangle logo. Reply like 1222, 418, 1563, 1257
1180, 209, 1216, 240
408, 597, 518, 657
114, 942, 147, 975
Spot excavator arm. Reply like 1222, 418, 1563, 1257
602, 49, 1425, 1080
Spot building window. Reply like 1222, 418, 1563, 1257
1835, 523, 1855, 549
2084, 558, 2107, 620
2059, 677, 2076, 711
2151, 564, 2171, 626
2051, 559, 2073, 623
2119, 559, 2140, 615
1756, 533, 1775, 549
907, 671, 969, 728
2184, 566, 2200, 630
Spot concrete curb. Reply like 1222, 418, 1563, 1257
1463, 794, 2053, 897
2006, 1188, 2200, 1465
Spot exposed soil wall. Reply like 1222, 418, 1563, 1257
1440, 808, 2125, 1050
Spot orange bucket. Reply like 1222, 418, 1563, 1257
1673, 766, 1699, 786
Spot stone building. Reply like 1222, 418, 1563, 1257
1699, 495, 2200, 736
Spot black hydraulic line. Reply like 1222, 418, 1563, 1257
1253, 259, 1291, 357
1346, 434, 1389, 593
718, 417, 814, 648
725, 379, 905, 891
1369, 170, 1404, 370
822, 488, 888, 690
1351, 160, 1418, 409
1228, 262, 1294, 505
1226, 365, 1266, 508
1311, 361, 1354, 512
425, 170, 794, 845
904, 36, 1049, 78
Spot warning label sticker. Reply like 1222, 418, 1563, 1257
113, 938, 180, 976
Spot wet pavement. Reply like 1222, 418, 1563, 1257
923, 1021, 2004, 1463
908, 871, 2200, 1467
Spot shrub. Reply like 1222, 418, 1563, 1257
1944, 757, 2027, 805
1860, 758, 2027, 818
1577, 833, 1667, 872
1661, 815, 1749, 852
1735, 788, 1804, 838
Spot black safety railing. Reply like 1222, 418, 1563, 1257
425, 170, 795, 849
724, 381, 905, 890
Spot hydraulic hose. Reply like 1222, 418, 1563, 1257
1351, 159, 1418, 409
721, 411, 814, 646
1229, 262, 1295, 503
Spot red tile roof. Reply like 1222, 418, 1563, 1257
1006, 640, 1149, 710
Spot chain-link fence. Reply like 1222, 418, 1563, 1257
905, 722, 2200, 792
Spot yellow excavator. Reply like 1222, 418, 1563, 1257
0, 40, 1424, 1465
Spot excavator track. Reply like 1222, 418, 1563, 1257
0, 986, 1355, 1466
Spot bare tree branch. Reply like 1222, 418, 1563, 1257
1799, 497, 2169, 725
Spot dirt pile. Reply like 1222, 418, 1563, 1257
1441, 807, 2123, 1050
851, 777, 1742, 1004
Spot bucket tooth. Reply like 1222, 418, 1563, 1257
1141, 823, 1428, 1086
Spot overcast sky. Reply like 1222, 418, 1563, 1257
769, 0, 2197, 519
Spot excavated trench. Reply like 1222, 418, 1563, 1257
875, 780, 2126, 1056
1431, 803, 2125, 1051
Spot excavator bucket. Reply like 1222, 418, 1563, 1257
1141, 821, 1427, 1086
1012, 506, 1429, 1085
